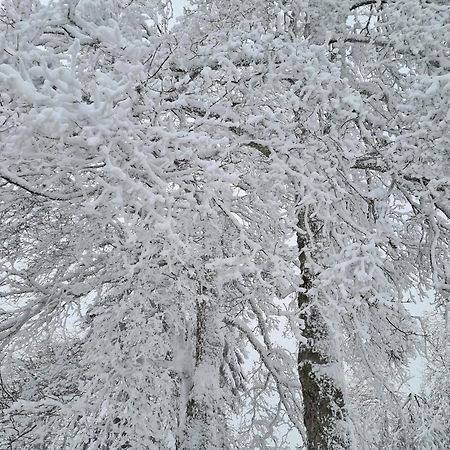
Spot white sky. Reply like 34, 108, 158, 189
172, 0, 188, 18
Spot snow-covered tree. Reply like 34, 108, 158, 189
0, 1, 246, 447
172, 0, 450, 447
1, 0, 449, 449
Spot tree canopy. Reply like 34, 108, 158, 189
0, 1, 449, 449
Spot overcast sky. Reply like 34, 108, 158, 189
172, 0, 188, 18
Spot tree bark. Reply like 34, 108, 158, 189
180, 295, 225, 449
297, 213, 348, 449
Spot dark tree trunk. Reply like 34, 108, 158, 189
297, 214, 348, 449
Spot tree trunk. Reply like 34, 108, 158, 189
180, 295, 225, 449
297, 214, 348, 449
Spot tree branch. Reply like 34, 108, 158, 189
0, 169, 87, 201
350, 0, 386, 11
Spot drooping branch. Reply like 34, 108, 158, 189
0, 169, 94, 201
224, 317, 306, 442
350, 1, 387, 12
